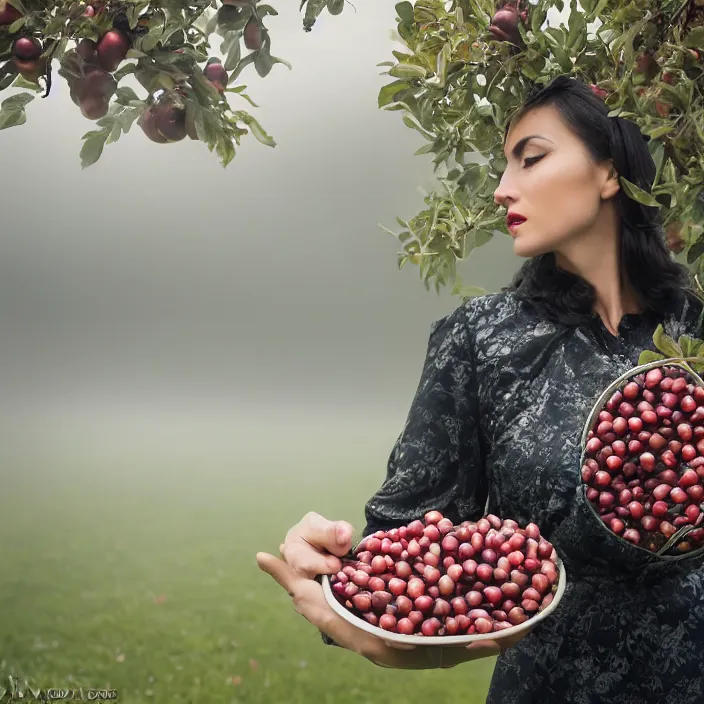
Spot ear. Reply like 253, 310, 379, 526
600, 162, 620, 200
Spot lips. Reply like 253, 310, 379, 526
507, 214, 527, 234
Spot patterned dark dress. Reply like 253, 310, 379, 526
328, 283, 704, 703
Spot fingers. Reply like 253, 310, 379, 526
383, 639, 416, 651
281, 513, 355, 578
256, 552, 300, 596
466, 640, 502, 657
299, 512, 355, 557
282, 542, 341, 579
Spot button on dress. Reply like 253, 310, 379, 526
358, 285, 704, 703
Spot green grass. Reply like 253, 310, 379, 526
1, 422, 495, 703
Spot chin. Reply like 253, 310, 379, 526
512, 236, 551, 259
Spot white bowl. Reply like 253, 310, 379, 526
322, 556, 567, 647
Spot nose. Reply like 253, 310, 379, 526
493, 172, 517, 209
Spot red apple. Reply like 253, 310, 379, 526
204, 58, 228, 92
97, 29, 130, 73
0, 0, 21, 26
243, 18, 263, 50
139, 103, 187, 144
13, 37, 42, 61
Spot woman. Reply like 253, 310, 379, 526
256, 75, 704, 702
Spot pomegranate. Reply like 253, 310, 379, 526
582, 363, 704, 555
329, 511, 560, 637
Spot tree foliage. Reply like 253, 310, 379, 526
377, 0, 704, 298
1, 0, 703, 300
0, 0, 345, 167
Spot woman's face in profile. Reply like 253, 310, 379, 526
493, 104, 617, 260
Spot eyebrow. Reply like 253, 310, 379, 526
506, 135, 554, 159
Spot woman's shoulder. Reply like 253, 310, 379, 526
428, 289, 547, 363
455, 288, 547, 338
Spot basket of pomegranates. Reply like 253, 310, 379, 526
580, 358, 704, 561
322, 511, 567, 645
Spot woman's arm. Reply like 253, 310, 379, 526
363, 303, 488, 537
257, 302, 495, 667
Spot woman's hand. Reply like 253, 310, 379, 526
277, 511, 356, 580
256, 549, 512, 668
256, 512, 525, 669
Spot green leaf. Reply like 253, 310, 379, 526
216, 136, 236, 167
638, 350, 666, 366
258, 5, 279, 17
388, 64, 427, 79
687, 238, 704, 265
679, 335, 701, 359
0, 108, 27, 130
0, 72, 18, 92
402, 114, 434, 140
236, 112, 276, 147
8, 15, 26, 33
140, 29, 163, 53
619, 177, 661, 208
0, 92, 34, 131
2, 92, 35, 111
566, 0, 585, 49
12, 75, 42, 92
119, 107, 140, 134
684, 27, 704, 49
269, 55, 293, 71
222, 31, 242, 71
653, 324, 683, 358
254, 50, 273, 77
225, 85, 259, 108
116, 87, 140, 104
395, 1, 414, 23
474, 230, 493, 247
114, 63, 137, 82
378, 80, 409, 108
229, 53, 256, 83
551, 43, 573, 73
414, 142, 435, 156
80, 130, 108, 169
451, 277, 488, 298
327, 0, 344, 15
303, 0, 327, 30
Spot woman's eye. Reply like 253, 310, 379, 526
523, 155, 545, 168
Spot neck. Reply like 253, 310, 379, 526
554, 215, 642, 335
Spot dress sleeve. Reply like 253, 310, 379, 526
362, 303, 488, 536
318, 303, 488, 648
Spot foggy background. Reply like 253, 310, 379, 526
0, 3, 523, 460
0, 4, 584, 702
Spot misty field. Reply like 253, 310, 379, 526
1, 418, 495, 703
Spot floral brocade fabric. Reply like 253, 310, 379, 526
355, 287, 704, 703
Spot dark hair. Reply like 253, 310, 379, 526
500, 75, 697, 326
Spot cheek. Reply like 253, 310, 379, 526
516, 163, 600, 251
